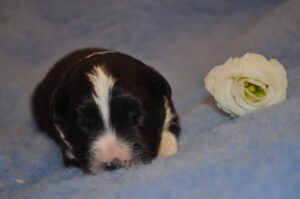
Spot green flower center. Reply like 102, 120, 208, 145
244, 81, 266, 102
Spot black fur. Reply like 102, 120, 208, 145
31, 48, 180, 172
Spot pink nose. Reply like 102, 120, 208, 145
90, 133, 132, 172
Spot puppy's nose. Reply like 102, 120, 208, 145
104, 159, 123, 171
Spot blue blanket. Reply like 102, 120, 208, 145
1, 0, 299, 198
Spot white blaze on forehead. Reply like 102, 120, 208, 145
87, 65, 115, 129
87, 65, 132, 171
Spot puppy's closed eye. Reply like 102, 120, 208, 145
76, 101, 103, 133
110, 96, 144, 128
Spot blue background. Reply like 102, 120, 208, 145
0, 0, 299, 198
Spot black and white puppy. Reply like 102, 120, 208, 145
32, 48, 180, 173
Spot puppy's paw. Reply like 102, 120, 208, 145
158, 131, 178, 157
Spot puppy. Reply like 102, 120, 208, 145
32, 48, 180, 172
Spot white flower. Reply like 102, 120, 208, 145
204, 53, 288, 116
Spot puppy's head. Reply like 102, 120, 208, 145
51, 52, 173, 172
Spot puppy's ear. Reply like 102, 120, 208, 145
50, 62, 77, 126
147, 66, 172, 99
51, 85, 68, 126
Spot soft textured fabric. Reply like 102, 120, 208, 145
0, 0, 299, 198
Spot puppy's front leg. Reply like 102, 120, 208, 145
158, 97, 180, 157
